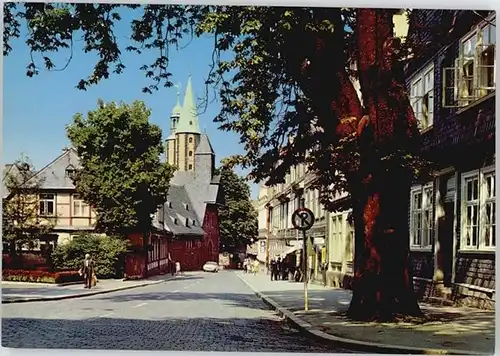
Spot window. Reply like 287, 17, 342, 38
345, 216, 354, 262
410, 64, 434, 130
410, 183, 434, 250
329, 214, 343, 262
185, 204, 189, 211
65, 165, 76, 179
461, 166, 495, 250
443, 15, 496, 108
279, 203, 285, 229
185, 218, 190, 227
188, 164, 193, 170
72, 194, 89, 217
189, 151, 193, 157
189, 137, 193, 143
313, 189, 319, 217
284, 201, 289, 229
189, 121, 193, 126
317, 189, 324, 218
39, 194, 55, 216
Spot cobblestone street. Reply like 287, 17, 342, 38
2, 271, 351, 352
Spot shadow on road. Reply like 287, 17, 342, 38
93, 290, 269, 311
1, 316, 346, 352
1, 276, 204, 298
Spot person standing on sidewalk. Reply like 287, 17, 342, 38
175, 261, 181, 276
270, 258, 277, 281
80, 254, 95, 289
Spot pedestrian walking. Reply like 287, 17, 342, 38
79, 253, 95, 289
277, 257, 283, 281
252, 259, 259, 275
175, 261, 181, 276
270, 258, 277, 281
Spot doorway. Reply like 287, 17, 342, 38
437, 173, 456, 287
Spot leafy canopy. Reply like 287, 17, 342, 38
2, 155, 55, 252
4, 5, 432, 209
216, 166, 258, 251
66, 100, 175, 236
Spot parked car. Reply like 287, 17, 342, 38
203, 261, 219, 273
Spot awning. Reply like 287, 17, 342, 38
281, 242, 303, 259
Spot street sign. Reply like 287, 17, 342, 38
291, 208, 315, 231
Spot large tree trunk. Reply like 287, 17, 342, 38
345, 9, 423, 321
290, 8, 423, 321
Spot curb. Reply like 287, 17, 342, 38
2, 278, 171, 304
237, 274, 482, 355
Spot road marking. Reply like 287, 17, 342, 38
133, 302, 148, 308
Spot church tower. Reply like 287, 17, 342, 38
166, 76, 202, 171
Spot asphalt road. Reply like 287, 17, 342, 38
2, 270, 351, 352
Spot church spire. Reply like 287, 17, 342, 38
172, 82, 182, 116
175, 75, 201, 134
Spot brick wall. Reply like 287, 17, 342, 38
453, 254, 495, 309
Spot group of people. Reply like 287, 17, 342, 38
269, 257, 291, 281
243, 258, 260, 274
79, 253, 183, 290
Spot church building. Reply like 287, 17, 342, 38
125, 77, 223, 278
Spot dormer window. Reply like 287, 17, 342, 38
185, 204, 189, 211
192, 220, 196, 226
189, 121, 193, 125
65, 165, 76, 179
173, 217, 179, 225
167, 201, 172, 208
185, 218, 190, 227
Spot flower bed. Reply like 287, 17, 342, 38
2, 269, 83, 284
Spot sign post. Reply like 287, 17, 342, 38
291, 207, 315, 311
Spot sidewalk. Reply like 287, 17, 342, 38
238, 272, 495, 355
1, 273, 181, 303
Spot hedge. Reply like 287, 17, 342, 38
51, 233, 129, 279
2, 269, 83, 284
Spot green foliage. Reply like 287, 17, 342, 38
2, 154, 55, 254
3, 5, 435, 210
216, 165, 258, 251
51, 233, 129, 278
66, 100, 175, 235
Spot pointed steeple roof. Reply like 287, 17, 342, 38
176, 76, 201, 134
172, 86, 182, 116
195, 134, 215, 155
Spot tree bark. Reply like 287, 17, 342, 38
290, 8, 423, 321
345, 9, 423, 321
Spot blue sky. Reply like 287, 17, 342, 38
3, 8, 259, 199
